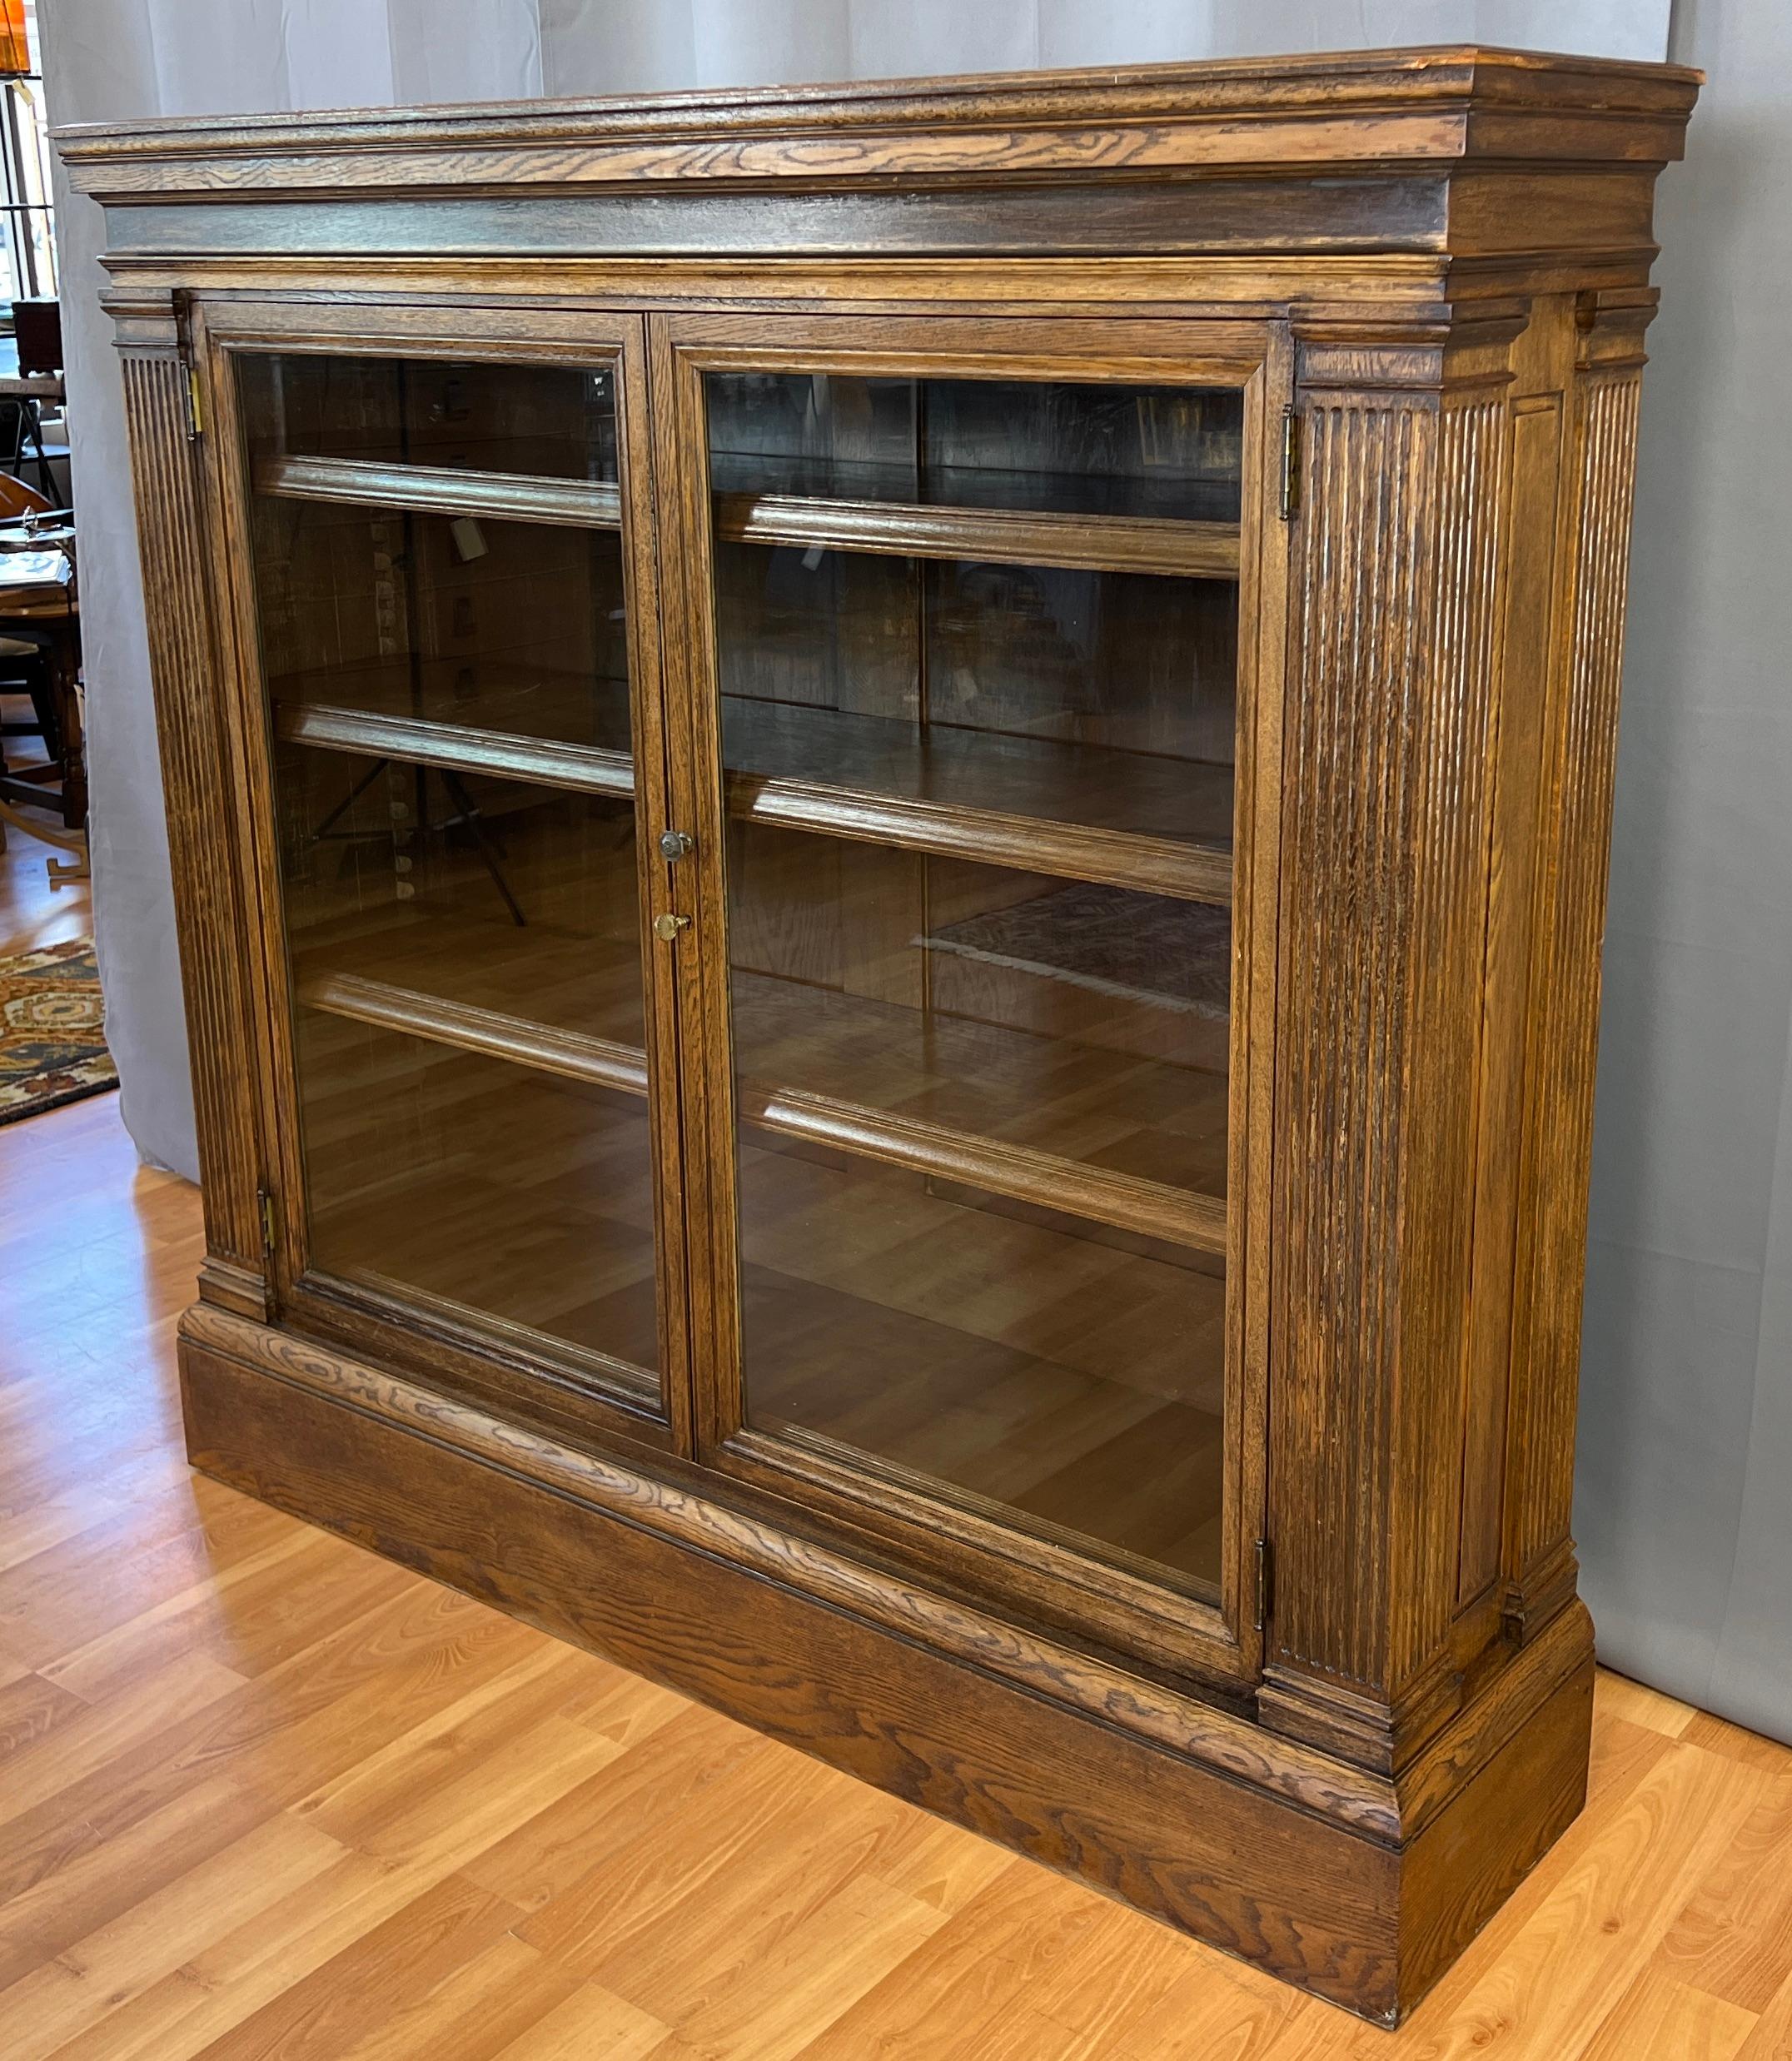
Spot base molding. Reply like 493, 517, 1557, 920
177, 1307, 1594, 2026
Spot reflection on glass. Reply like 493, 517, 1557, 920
276, 744, 646, 1046
707, 372, 1243, 521
716, 542, 1237, 848
238, 350, 658, 1391
728, 819, 1230, 1202
296, 1020, 660, 1378
739, 1141, 1227, 1582
250, 497, 631, 753
710, 368, 1242, 1594
240, 353, 618, 482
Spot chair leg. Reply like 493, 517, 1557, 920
26, 670, 62, 763
23, 406, 57, 499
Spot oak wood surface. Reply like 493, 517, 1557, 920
71, 47, 1702, 2023
0, 1088, 1789, 2058
56, 47, 1700, 212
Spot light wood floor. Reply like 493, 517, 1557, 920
3, 824, 1792, 2058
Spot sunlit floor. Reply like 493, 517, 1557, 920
2, 802, 1790, 2058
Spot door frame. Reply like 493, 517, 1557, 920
189, 296, 695, 1460
650, 306, 1291, 1687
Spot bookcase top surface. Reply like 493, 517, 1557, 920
57, 45, 1700, 205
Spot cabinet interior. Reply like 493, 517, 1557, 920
241, 346, 1243, 1598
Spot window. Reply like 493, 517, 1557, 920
1, 3, 55, 306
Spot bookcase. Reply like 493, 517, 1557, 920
62, 45, 1698, 2022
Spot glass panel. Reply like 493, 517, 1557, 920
728, 820, 1228, 1203
717, 543, 1237, 849
707, 372, 1242, 521
251, 497, 632, 753
241, 352, 619, 481
709, 368, 1243, 1596
296, 1020, 660, 1374
276, 744, 646, 1045
239, 349, 658, 1392
739, 1139, 1227, 1583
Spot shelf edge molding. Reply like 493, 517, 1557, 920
300, 970, 1227, 1256
273, 699, 638, 798
728, 769, 1234, 906
714, 490, 1242, 580
300, 971, 651, 1096
251, 458, 1241, 582
273, 699, 1233, 906
741, 1081, 1227, 1253
256, 453, 624, 529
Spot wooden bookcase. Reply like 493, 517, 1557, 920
62, 46, 1699, 2024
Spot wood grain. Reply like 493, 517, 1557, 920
71, 47, 1704, 2023
1505, 344, 1647, 1637
298, 968, 1226, 1252
1267, 381, 1441, 1734
0, 1093, 1784, 2059
56, 47, 1700, 208
255, 454, 624, 530
117, 341, 269, 1311
714, 490, 1241, 579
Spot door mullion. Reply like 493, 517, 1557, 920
645, 312, 746, 1459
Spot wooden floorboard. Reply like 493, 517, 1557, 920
3, 787, 1792, 2055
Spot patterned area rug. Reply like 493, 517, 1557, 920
0, 939, 118, 1126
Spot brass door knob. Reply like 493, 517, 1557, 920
653, 912, 692, 942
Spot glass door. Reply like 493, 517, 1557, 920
661, 316, 1280, 1673
211, 312, 688, 1443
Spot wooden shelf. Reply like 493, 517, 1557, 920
273, 678, 1233, 904
273, 696, 635, 799
707, 449, 1243, 526
729, 967, 1226, 1182
270, 656, 633, 753
253, 452, 1237, 580
722, 697, 1233, 904
298, 968, 1226, 1255
737, 1136, 1227, 1581
301, 971, 649, 1097
293, 1001, 662, 1381
714, 491, 1240, 580
294, 986, 1227, 1576
256, 454, 622, 529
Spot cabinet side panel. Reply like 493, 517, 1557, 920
1457, 296, 1580, 1609
1272, 393, 1437, 1696
1270, 344, 1511, 1750
1396, 388, 1506, 1686
1506, 362, 1644, 1611
119, 348, 266, 1299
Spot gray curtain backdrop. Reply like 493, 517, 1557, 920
40, 0, 1791, 1745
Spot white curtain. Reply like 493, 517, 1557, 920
52, 0, 1792, 1753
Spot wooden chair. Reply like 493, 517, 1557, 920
0, 470, 82, 867
4, 301, 68, 500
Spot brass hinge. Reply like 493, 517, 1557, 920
1254, 1537, 1275, 1633
182, 360, 204, 440
1278, 405, 1301, 522
257, 1184, 277, 1256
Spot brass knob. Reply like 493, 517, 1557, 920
653, 912, 692, 942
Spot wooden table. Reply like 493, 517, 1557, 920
0, 332, 62, 404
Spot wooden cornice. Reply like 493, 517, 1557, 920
57, 46, 1700, 207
